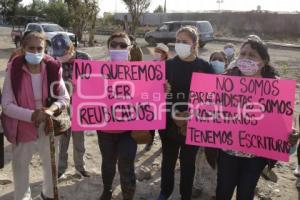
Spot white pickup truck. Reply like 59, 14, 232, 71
14, 22, 76, 53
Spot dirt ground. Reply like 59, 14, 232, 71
0, 26, 300, 200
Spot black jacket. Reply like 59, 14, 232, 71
160, 56, 214, 143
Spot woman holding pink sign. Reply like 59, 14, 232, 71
97, 32, 138, 200
157, 26, 214, 200
214, 35, 299, 200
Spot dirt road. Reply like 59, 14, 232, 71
0, 26, 300, 200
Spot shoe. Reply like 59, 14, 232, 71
156, 193, 167, 200
122, 186, 135, 200
58, 171, 67, 179
76, 169, 91, 177
296, 177, 300, 188
99, 189, 112, 200
294, 165, 300, 177
40, 192, 54, 200
192, 187, 203, 198
261, 167, 278, 183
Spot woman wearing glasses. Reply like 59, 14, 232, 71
97, 32, 137, 200
157, 26, 214, 200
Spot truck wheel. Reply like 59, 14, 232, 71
146, 37, 156, 46
199, 41, 206, 48
15, 39, 21, 48
45, 41, 53, 55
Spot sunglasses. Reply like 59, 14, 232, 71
110, 41, 130, 49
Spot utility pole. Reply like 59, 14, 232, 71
164, 0, 167, 13
216, 0, 224, 12
114, 0, 118, 13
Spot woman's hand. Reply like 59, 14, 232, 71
164, 80, 172, 93
288, 128, 299, 146
31, 109, 49, 128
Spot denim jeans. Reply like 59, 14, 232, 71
97, 131, 137, 199
58, 129, 85, 173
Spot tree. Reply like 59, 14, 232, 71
122, 0, 151, 35
0, 0, 23, 22
85, 0, 99, 46
102, 12, 115, 25
65, 0, 99, 43
153, 5, 163, 13
44, 2, 72, 27
65, 0, 99, 45
27, 0, 47, 17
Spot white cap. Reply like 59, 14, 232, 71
155, 43, 169, 53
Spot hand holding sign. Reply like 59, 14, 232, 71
72, 60, 166, 131
187, 73, 296, 162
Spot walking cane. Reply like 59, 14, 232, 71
47, 117, 59, 200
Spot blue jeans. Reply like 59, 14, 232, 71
216, 151, 268, 200
97, 131, 137, 199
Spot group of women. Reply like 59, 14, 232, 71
1, 25, 299, 200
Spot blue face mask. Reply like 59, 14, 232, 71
25, 52, 44, 65
210, 60, 225, 74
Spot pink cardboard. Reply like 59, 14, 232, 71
71, 59, 166, 131
186, 73, 296, 162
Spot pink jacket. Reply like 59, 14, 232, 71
2, 58, 70, 144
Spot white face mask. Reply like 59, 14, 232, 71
224, 48, 234, 58
153, 52, 162, 61
175, 43, 192, 59
109, 50, 129, 61
236, 59, 260, 76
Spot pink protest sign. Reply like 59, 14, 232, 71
186, 73, 296, 162
71, 59, 166, 131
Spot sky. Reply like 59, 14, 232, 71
22, 0, 300, 14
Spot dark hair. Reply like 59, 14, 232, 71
130, 46, 143, 61
240, 35, 278, 78
107, 32, 131, 48
241, 36, 270, 63
209, 51, 227, 62
129, 35, 143, 61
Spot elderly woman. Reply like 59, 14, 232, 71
2, 31, 70, 200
